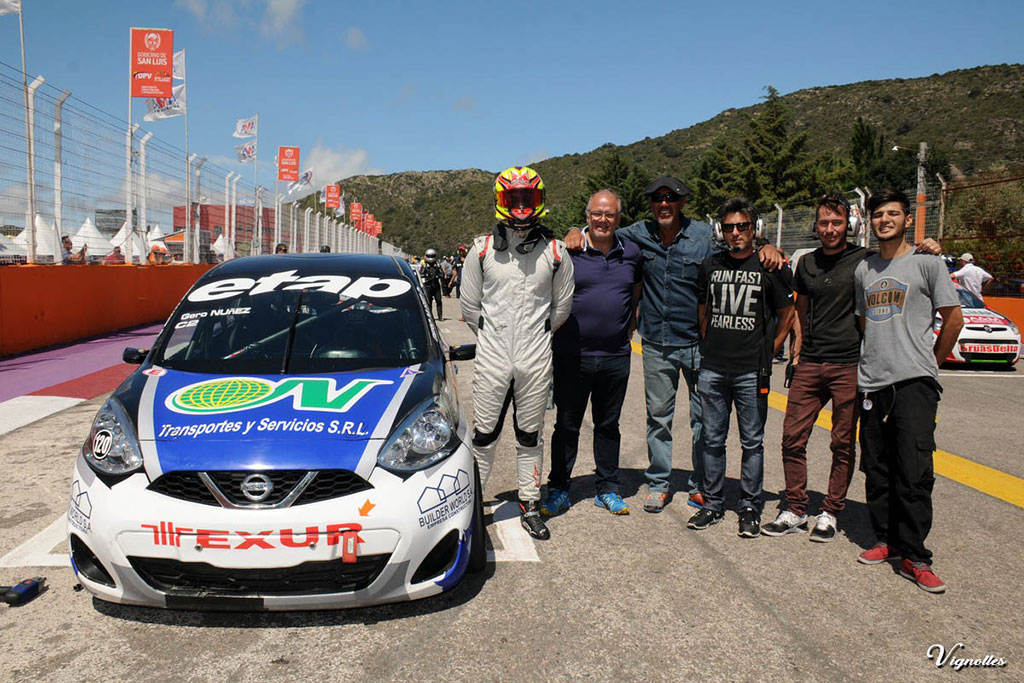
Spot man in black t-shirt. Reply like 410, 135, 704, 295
688, 198, 794, 538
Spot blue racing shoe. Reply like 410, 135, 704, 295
594, 492, 630, 515
541, 488, 571, 517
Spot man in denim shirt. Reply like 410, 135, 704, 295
567, 176, 783, 512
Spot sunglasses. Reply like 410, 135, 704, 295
720, 222, 752, 233
650, 192, 681, 204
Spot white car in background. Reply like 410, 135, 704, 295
936, 285, 1021, 367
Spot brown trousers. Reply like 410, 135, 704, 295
780, 361, 859, 516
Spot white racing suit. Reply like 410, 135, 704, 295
461, 227, 575, 501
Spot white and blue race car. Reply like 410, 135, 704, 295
67, 254, 485, 610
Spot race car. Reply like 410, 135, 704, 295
67, 254, 486, 610
935, 284, 1022, 366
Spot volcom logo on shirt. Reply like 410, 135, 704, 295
864, 277, 908, 321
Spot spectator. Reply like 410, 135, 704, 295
147, 244, 172, 265
275, 243, 288, 254
440, 256, 454, 297
319, 245, 331, 253
686, 198, 794, 537
541, 190, 642, 518
62, 235, 87, 264
103, 246, 125, 264
854, 188, 963, 593
951, 252, 993, 302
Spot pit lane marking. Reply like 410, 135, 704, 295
0, 507, 540, 568
0, 515, 70, 568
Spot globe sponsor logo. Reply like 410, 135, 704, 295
166, 376, 393, 415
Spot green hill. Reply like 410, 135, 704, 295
312, 64, 1024, 254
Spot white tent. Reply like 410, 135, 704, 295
0, 233, 28, 262
110, 221, 148, 263
147, 224, 166, 244
73, 218, 113, 254
14, 215, 60, 259
211, 233, 226, 257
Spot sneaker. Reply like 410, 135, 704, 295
686, 508, 724, 530
541, 488, 570, 517
519, 501, 550, 540
687, 492, 706, 509
737, 508, 761, 538
761, 510, 808, 536
594, 492, 630, 515
857, 543, 901, 565
810, 512, 837, 543
899, 559, 946, 593
643, 488, 670, 513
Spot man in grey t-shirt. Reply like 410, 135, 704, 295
853, 188, 963, 594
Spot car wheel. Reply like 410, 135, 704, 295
468, 462, 486, 573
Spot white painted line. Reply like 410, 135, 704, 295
0, 395, 84, 436
938, 372, 1023, 377
0, 515, 70, 568
485, 501, 540, 563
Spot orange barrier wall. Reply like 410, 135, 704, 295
0, 264, 215, 357
987, 297, 1024, 331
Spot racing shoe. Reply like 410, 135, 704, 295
594, 492, 630, 515
541, 488, 571, 517
519, 501, 551, 540
810, 512, 838, 543
762, 510, 808, 536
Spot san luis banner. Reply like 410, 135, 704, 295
130, 28, 174, 98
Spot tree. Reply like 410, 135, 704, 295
546, 149, 651, 234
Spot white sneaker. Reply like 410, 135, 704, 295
761, 510, 808, 536
810, 512, 837, 543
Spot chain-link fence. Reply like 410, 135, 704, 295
0, 60, 400, 266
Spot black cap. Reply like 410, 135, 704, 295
644, 175, 690, 197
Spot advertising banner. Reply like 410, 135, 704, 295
325, 185, 341, 209
130, 28, 174, 98
351, 202, 362, 228
278, 146, 299, 181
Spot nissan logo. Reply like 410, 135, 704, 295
240, 473, 273, 502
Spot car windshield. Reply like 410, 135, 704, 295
957, 287, 985, 309
153, 278, 430, 374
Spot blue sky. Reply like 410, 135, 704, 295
2, 0, 1022, 187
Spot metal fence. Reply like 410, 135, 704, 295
0, 60, 401, 266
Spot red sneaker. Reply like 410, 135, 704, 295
899, 559, 946, 593
857, 543, 901, 565
687, 492, 706, 509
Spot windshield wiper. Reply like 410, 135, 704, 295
281, 288, 306, 373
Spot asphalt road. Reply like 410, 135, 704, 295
0, 307, 1020, 682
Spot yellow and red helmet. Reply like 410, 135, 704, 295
494, 166, 547, 226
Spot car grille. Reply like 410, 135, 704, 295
128, 554, 390, 595
148, 470, 372, 508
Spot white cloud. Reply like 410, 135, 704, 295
261, 0, 306, 46
177, 0, 303, 46
453, 96, 476, 112
345, 27, 369, 51
305, 142, 382, 192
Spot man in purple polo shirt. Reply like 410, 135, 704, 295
542, 190, 643, 517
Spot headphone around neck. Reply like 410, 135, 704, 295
811, 196, 862, 237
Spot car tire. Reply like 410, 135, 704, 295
467, 462, 486, 573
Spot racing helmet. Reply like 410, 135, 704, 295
494, 166, 547, 228
424, 248, 437, 264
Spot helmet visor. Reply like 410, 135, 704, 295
497, 187, 543, 210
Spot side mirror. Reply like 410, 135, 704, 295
123, 347, 149, 365
448, 344, 476, 361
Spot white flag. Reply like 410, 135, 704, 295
336, 191, 346, 218
287, 168, 314, 195
235, 140, 257, 163
143, 83, 186, 121
233, 115, 257, 138
0, 1, 21, 16
173, 50, 185, 81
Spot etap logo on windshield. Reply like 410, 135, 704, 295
166, 377, 393, 415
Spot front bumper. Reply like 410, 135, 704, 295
67, 444, 477, 611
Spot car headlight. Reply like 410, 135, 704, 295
377, 393, 459, 472
1010, 321, 1020, 335
83, 398, 143, 475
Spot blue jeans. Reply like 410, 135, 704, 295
641, 340, 704, 494
698, 367, 768, 513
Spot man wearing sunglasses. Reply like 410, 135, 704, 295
687, 198, 794, 537
565, 176, 783, 513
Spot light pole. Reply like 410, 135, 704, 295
892, 142, 928, 244
185, 153, 197, 263
303, 207, 313, 252
194, 156, 207, 263
230, 172, 241, 258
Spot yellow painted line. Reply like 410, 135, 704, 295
630, 340, 1024, 508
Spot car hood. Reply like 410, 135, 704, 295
961, 308, 1011, 326
128, 363, 440, 476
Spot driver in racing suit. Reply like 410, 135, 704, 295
461, 166, 574, 540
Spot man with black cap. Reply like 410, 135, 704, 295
566, 176, 783, 512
